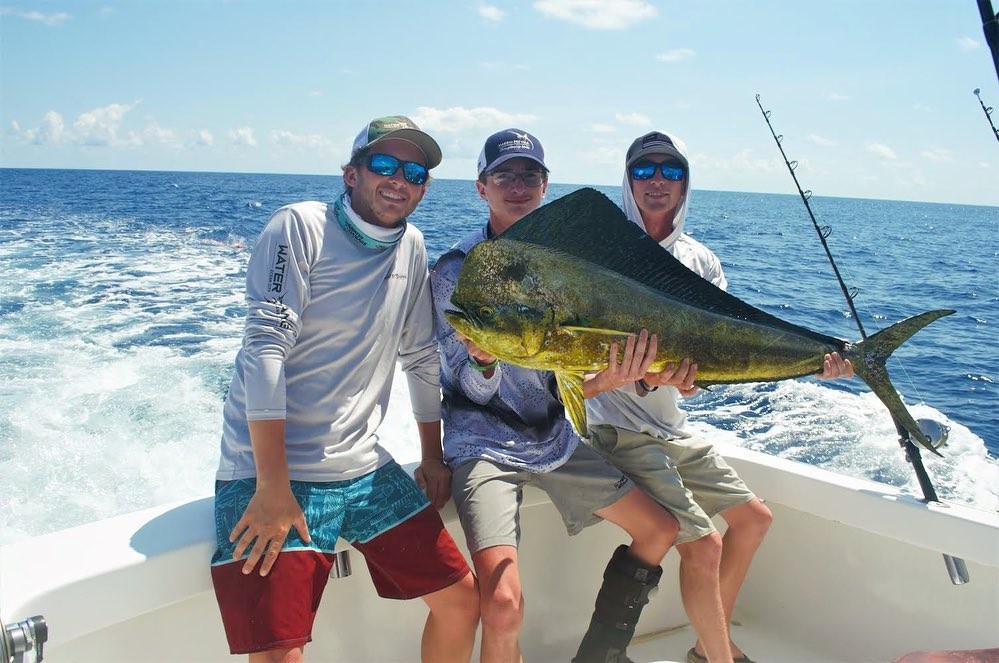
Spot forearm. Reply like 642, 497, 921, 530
416, 419, 444, 463
247, 418, 290, 488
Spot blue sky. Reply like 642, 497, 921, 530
1, 1, 997, 205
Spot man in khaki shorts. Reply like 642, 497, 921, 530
431, 128, 680, 663
584, 130, 855, 663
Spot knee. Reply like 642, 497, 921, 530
747, 500, 774, 538
727, 499, 773, 543
449, 575, 484, 626
677, 532, 723, 571
479, 584, 523, 636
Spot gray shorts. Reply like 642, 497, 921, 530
451, 443, 634, 554
587, 425, 756, 545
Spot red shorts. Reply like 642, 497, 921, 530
210, 466, 470, 654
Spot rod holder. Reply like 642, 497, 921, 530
330, 550, 352, 579
2, 615, 47, 663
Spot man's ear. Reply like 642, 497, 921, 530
343, 165, 358, 187
476, 179, 487, 200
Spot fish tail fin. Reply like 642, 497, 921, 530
847, 309, 955, 455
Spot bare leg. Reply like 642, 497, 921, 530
676, 533, 731, 663
594, 486, 676, 564
473, 545, 525, 663
421, 570, 481, 663
712, 498, 772, 660
249, 648, 304, 663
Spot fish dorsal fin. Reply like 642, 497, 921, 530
498, 187, 836, 344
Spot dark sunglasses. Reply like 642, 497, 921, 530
630, 161, 686, 181
366, 153, 429, 185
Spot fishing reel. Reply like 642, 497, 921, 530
1, 615, 47, 663
916, 418, 951, 451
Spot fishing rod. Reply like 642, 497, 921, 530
978, 0, 999, 84
973, 88, 999, 143
754, 94, 969, 586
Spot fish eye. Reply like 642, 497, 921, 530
478, 306, 495, 319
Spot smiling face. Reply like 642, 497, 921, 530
477, 157, 549, 235
343, 138, 428, 228
629, 158, 686, 241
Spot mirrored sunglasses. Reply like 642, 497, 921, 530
366, 153, 429, 185
630, 161, 686, 181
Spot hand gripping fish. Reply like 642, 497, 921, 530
444, 187, 954, 454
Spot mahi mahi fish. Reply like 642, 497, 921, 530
444, 187, 954, 453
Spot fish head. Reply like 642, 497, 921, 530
446, 241, 556, 362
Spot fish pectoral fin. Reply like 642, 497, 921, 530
555, 371, 587, 436
559, 326, 633, 338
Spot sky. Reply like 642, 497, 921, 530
1, 1, 997, 206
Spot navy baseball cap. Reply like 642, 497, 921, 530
477, 129, 548, 175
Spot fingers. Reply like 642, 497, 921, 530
416, 463, 452, 510
646, 357, 697, 389
818, 352, 855, 380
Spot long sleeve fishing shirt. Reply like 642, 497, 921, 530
431, 226, 579, 473
216, 196, 441, 482
587, 135, 728, 440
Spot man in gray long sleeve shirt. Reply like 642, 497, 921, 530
210, 116, 478, 662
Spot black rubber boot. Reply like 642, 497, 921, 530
571, 544, 663, 663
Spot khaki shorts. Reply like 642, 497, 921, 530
587, 425, 755, 545
451, 443, 634, 554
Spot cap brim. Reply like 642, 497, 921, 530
627, 145, 686, 168
481, 153, 549, 175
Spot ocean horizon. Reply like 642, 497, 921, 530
1, 167, 996, 544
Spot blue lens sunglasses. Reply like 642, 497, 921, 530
630, 161, 686, 181
366, 153, 429, 185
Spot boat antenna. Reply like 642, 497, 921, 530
754, 93, 969, 586
977, 0, 999, 84
973, 88, 999, 142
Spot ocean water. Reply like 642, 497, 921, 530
1, 168, 996, 544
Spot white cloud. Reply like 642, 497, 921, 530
614, 112, 652, 127
828, 92, 851, 101
580, 145, 624, 168
229, 127, 257, 147
920, 147, 952, 162
694, 149, 781, 174
956, 36, 979, 51
589, 123, 616, 133
0, 8, 71, 26
143, 123, 178, 146
411, 106, 538, 133
31, 111, 65, 145
195, 130, 214, 147
533, 0, 656, 29
809, 133, 837, 147
73, 101, 139, 146
270, 129, 329, 149
866, 142, 898, 160
656, 48, 695, 63
478, 4, 505, 21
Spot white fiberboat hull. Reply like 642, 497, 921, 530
2, 444, 997, 662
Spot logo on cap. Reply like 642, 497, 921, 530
641, 132, 674, 149
497, 131, 534, 154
